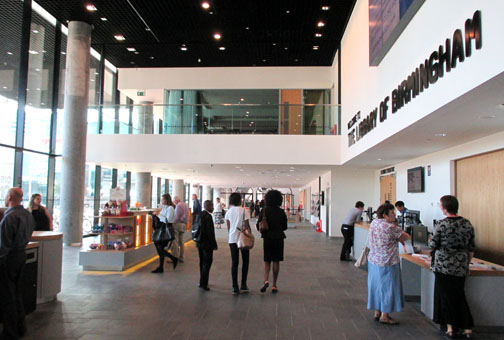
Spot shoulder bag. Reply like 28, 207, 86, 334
354, 233, 370, 268
237, 208, 255, 250
259, 208, 269, 232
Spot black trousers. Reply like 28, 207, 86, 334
229, 243, 249, 288
0, 250, 27, 340
340, 224, 354, 260
154, 240, 175, 269
198, 247, 214, 288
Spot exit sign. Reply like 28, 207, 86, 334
137, 91, 145, 96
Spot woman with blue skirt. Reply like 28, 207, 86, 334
367, 203, 410, 325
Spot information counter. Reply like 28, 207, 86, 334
30, 231, 63, 304
79, 211, 156, 271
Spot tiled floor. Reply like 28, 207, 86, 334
12, 222, 504, 339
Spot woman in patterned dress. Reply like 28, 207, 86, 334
213, 197, 224, 229
367, 202, 410, 325
430, 195, 475, 338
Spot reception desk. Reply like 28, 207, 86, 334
30, 231, 63, 304
353, 222, 370, 260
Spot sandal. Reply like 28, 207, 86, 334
260, 281, 269, 293
379, 317, 399, 325
374, 312, 381, 321
271, 286, 278, 294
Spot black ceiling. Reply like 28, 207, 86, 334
35, 0, 355, 68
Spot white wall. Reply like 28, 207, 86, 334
382, 131, 504, 232
87, 134, 342, 165
119, 67, 333, 91
339, 0, 504, 162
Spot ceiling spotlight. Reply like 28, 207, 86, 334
315, 33, 322, 37
377, 158, 382, 161
245, 26, 250, 30
28, 50, 39, 55
145, 27, 151, 31
129, 61, 135, 64
127, 47, 136, 52
294, 58, 299, 62
86, 4, 97, 11
286, 10, 290, 14
240, 98, 244, 101
180, 45, 188, 51
61, 51, 66, 55
134, 51, 139, 54
7, 52, 13, 55
180, 98, 184, 101
317, 21, 325, 27
149, 56, 155, 59
262, 59, 266, 62
213, 33, 221, 40
197, 58, 202, 63
219, 46, 226, 50
322, 6, 330, 11
114, 35, 125, 41
201, 2, 210, 9
32, 30, 39, 34
313, 46, 319, 50
100, 17, 107, 21
435, 133, 447, 137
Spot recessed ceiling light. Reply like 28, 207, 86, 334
286, 10, 290, 14
235, 166, 241, 168
197, 58, 202, 63
114, 35, 125, 41
36, 88, 41, 91
294, 58, 299, 62
479, 115, 496, 119
2, 86, 7, 89
61, 52, 66, 55
100, 17, 107, 21
284, 47, 288, 50
435, 133, 447, 137
240, 98, 244, 101
180, 45, 188, 51
28, 50, 39, 55
262, 59, 266, 62
315, 33, 322, 37
32, 30, 39, 34
150, 56, 155, 60
134, 51, 139, 54
377, 158, 382, 161
317, 21, 325, 27
289, 169, 294, 172
313, 46, 319, 50
127, 47, 136, 52
219, 46, 226, 50
209, 11, 213, 14
7, 52, 13, 55
86, 4, 97, 11
213, 33, 221, 40
145, 27, 151, 31
202, 2, 210, 9
321, 6, 330, 11
245, 27, 250, 30
129, 61, 135, 64
272, 43, 276, 46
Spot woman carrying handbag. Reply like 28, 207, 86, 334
151, 194, 178, 273
225, 193, 252, 295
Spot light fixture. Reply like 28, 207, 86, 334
61, 51, 66, 55
3, 86, 7, 89
127, 47, 136, 52
313, 46, 319, 50
100, 17, 107, 21
219, 46, 226, 50
317, 21, 325, 27
145, 28, 151, 31
197, 58, 202, 63
36, 88, 41, 91
245, 26, 250, 30
134, 51, 139, 54
289, 169, 294, 172
129, 61, 135, 64
114, 35, 125, 41
32, 30, 39, 34
28, 50, 39, 55
284, 47, 288, 50
235, 166, 241, 169
7, 52, 13, 55
435, 133, 447, 137
315, 33, 322, 37
180, 44, 188, 51
377, 158, 382, 161
262, 59, 266, 62
286, 10, 290, 14
294, 58, 299, 62
202, 2, 210, 9
86, 4, 97, 11
180, 98, 184, 101
150, 56, 155, 60
272, 43, 276, 46
213, 33, 221, 40
322, 6, 330, 11
240, 98, 244, 101
35, 68, 40, 72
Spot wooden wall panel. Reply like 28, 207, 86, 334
280, 90, 302, 134
456, 149, 504, 265
380, 174, 396, 205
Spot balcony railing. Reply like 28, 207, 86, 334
87, 103, 341, 135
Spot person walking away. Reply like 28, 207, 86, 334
430, 195, 475, 338
225, 193, 251, 295
257, 190, 287, 294
213, 197, 224, 229
195, 200, 218, 291
171, 196, 188, 263
0, 188, 36, 340
27, 193, 53, 231
340, 201, 365, 261
367, 203, 410, 325
152, 194, 178, 273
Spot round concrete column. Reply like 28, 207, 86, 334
60, 21, 92, 246
202, 185, 212, 202
136, 101, 153, 134
135, 172, 151, 208
172, 179, 185, 201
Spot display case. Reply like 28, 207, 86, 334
79, 211, 156, 271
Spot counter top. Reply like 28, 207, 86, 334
400, 253, 504, 276
355, 222, 370, 230
31, 231, 63, 241
26, 242, 39, 249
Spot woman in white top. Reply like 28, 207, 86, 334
213, 197, 224, 228
225, 193, 251, 295
152, 193, 178, 273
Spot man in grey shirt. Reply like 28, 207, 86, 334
340, 201, 364, 261
0, 187, 35, 339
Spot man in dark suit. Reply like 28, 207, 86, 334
0, 188, 35, 340
195, 200, 218, 291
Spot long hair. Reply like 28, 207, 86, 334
162, 193, 175, 207
28, 193, 42, 213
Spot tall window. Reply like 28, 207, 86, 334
21, 152, 49, 206
0, 147, 15, 199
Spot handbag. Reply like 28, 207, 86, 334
152, 223, 172, 243
259, 208, 269, 232
237, 209, 255, 250
354, 233, 370, 268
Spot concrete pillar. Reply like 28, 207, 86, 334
164, 90, 182, 134
202, 185, 212, 202
172, 179, 185, 200
135, 172, 151, 208
136, 101, 153, 134
60, 21, 92, 246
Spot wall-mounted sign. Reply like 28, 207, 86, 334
348, 10, 482, 147
137, 91, 145, 96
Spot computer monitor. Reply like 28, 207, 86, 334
412, 225, 428, 248
404, 210, 421, 226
